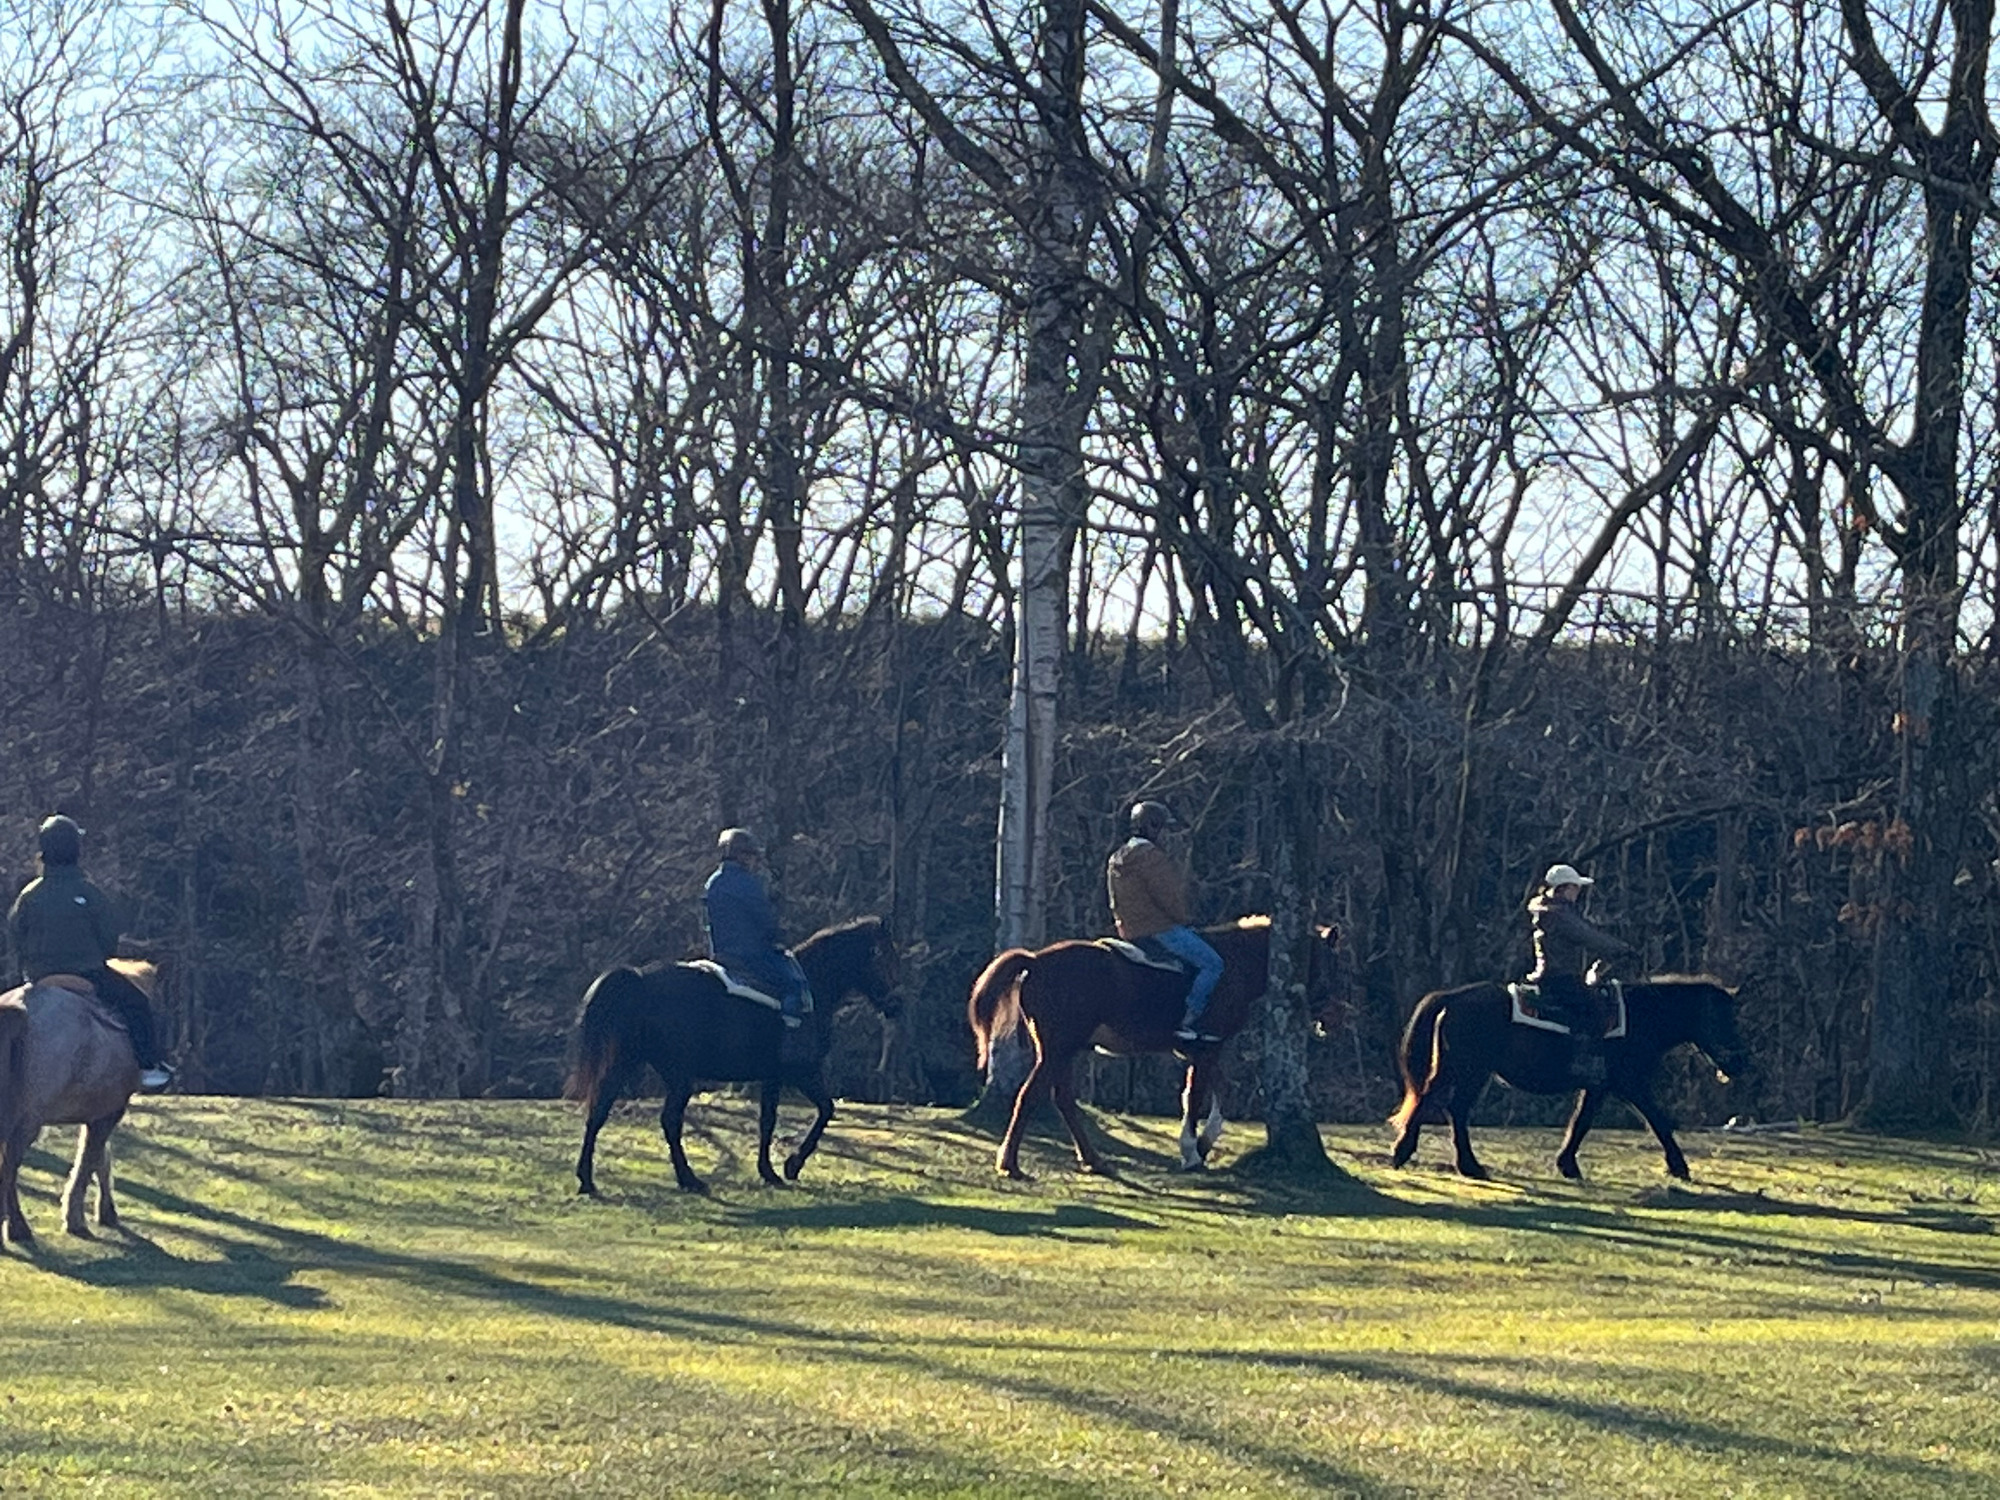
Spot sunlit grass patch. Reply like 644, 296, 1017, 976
1, 1097, 1995, 1496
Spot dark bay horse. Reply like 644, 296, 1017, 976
1, 960, 162, 1247
1389, 975, 1752, 1181
566, 917, 899, 1195
969, 918, 1356, 1179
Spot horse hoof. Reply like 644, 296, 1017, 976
576, 1182, 597, 1197
677, 1178, 709, 1195
1458, 1163, 1490, 1182
1176, 1158, 1206, 1175
1556, 1159, 1582, 1181
782, 1157, 804, 1181
1669, 1165, 1691, 1183
999, 1164, 1031, 1182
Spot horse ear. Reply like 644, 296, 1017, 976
1314, 922, 1339, 943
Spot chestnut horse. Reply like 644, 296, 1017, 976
1, 959, 162, 1247
1388, 975, 1752, 1181
969, 918, 1356, 1179
566, 917, 900, 1195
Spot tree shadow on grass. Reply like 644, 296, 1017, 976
724, 1196, 1155, 1237
32, 1224, 332, 1309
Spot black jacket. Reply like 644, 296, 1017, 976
1527, 892, 1632, 981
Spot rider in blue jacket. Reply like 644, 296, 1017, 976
703, 828, 810, 1026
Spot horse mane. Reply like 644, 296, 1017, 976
805, 915, 886, 944
1640, 972, 1737, 995
107, 958, 160, 1000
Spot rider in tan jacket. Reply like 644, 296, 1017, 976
1107, 802, 1224, 1043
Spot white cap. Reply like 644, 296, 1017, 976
1544, 863, 1593, 889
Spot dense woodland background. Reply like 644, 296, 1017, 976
4, 0, 1999, 1132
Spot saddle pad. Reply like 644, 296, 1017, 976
1094, 938, 1185, 973
683, 960, 812, 1015
1508, 980, 1626, 1039
15, 977, 128, 1032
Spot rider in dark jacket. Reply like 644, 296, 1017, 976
703, 828, 810, 1026
8, 815, 173, 1090
1527, 862, 1635, 1082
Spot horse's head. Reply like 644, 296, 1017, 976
862, 919, 905, 1020
1693, 982, 1754, 1085
799, 916, 903, 1020
1305, 922, 1361, 1038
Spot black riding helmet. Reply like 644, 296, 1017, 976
38, 814, 83, 866
1128, 801, 1175, 840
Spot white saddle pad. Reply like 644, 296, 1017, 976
1094, 938, 1185, 973
1508, 980, 1626, 1039
684, 960, 811, 1015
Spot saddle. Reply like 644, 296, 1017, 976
18, 974, 128, 1032
683, 960, 813, 1017
1507, 980, 1626, 1040
1094, 937, 1186, 974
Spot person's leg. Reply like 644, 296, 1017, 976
1542, 974, 1600, 1083
90, 968, 171, 1087
783, 953, 814, 1020
1154, 927, 1225, 1038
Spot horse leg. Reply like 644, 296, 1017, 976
1627, 1089, 1691, 1181
997, 1045, 1050, 1180
1176, 1062, 1208, 1172
574, 1060, 636, 1196
1, 1132, 30, 1247
756, 1079, 784, 1186
1048, 1061, 1103, 1175
783, 1074, 836, 1181
65, 1118, 117, 1237
1447, 1083, 1489, 1180
1555, 1089, 1605, 1180
659, 1078, 706, 1194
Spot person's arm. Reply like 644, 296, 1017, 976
88, 880, 123, 964
1549, 903, 1632, 957
749, 875, 781, 947
1136, 845, 1191, 926
6, 889, 28, 978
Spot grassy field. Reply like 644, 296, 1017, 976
1, 1094, 1996, 1498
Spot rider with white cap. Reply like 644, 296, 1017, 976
1527, 863, 1635, 1082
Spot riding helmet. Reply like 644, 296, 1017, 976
1129, 801, 1175, 840
718, 827, 763, 860
37, 814, 84, 865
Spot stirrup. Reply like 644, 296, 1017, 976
138, 1064, 175, 1092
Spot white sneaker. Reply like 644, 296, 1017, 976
138, 1065, 174, 1091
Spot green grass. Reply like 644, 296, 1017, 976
2, 1095, 1997, 1498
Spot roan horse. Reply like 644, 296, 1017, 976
1388, 975, 1752, 1181
0, 959, 162, 1247
969, 918, 1357, 1179
566, 917, 900, 1194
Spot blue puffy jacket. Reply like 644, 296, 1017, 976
703, 860, 792, 996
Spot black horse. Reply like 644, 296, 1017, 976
1388, 975, 1752, 1181
566, 916, 900, 1194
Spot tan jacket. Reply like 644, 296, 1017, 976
1106, 837, 1190, 939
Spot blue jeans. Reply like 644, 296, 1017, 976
1153, 926, 1224, 1024
721, 952, 813, 1016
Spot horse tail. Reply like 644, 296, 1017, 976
1388, 991, 1448, 1136
967, 950, 1036, 1069
563, 967, 647, 1108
